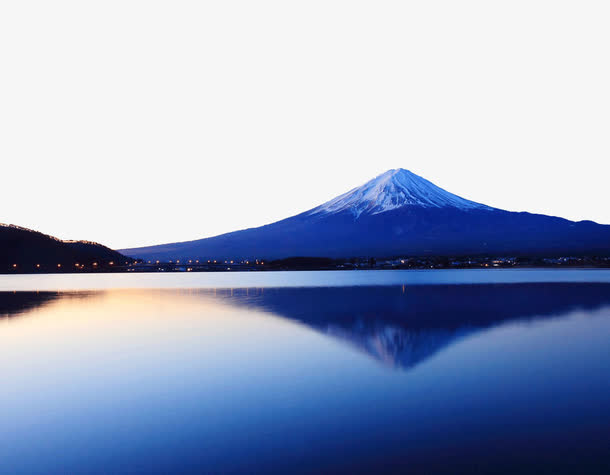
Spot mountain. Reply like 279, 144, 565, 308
1, 223, 131, 273
121, 169, 610, 260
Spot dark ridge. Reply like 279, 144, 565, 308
0, 223, 132, 273
267, 257, 337, 270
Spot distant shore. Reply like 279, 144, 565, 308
2, 255, 609, 274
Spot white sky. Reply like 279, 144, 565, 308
1, 1, 609, 249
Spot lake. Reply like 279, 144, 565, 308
1, 270, 609, 474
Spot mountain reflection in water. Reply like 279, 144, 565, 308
0, 291, 95, 320
5, 283, 608, 371
209, 283, 610, 369
0, 291, 60, 318
2, 281, 610, 474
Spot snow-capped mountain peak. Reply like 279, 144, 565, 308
310, 168, 491, 218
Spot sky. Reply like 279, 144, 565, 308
1, 1, 609, 250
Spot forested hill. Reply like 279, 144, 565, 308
1, 224, 130, 273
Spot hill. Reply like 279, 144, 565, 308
1, 223, 131, 273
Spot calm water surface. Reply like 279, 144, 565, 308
1, 270, 609, 474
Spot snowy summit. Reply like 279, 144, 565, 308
310, 168, 491, 219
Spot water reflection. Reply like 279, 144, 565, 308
0, 291, 59, 318
0, 291, 100, 322
1, 283, 610, 473
4, 283, 610, 372
208, 283, 610, 369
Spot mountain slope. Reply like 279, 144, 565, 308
1, 223, 131, 272
121, 169, 610, 260
310, 169, 491, 217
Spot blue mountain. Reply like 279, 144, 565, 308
121, 169, 610, 260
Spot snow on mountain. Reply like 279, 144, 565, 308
120, 167, 610, 260
309, 168, 492, 219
